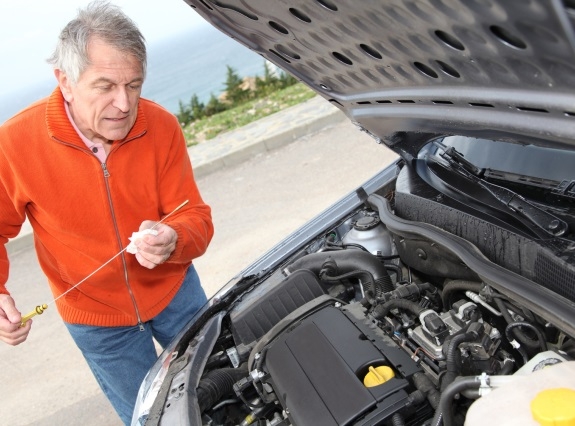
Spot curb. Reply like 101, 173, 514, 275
6, 96, 345, 255
187, 96, 345, 179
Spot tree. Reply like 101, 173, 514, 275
278, 69, 297, 87
176, 99, 193, 127
255, 61, 280, 97
204, 93, 226, 117
224, 65, 249, 104
190, 94, 205, 121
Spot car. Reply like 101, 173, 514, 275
132, 1, 575, 425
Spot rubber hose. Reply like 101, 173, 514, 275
285, 250, 394, 292
493, 294, 536, 322
384, 263, 403, 283
498, 357, 515, 375
441, 331, 477, 391
441, 280, 483, 310
407, 389, 426, 406
391, 412, 406, 426
385, 282, 432, 302
431, 376, 481, 426
412, 372, 441, 409
494, 297, 540, 351
505, 322, 547, 365
506, 321, 547, 352
320, 268, 377, 306
197, 365, 249, 413
372, 298, 425, 320
446, 332, 476, 374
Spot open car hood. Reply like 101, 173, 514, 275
132, 4, 575, 426
184, 0, 575, 159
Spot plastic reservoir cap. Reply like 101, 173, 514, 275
531, 388, 575, 426
363, 365, 394, 387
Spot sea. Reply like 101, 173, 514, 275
0, 24, 266, 124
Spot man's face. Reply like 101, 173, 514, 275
56, 37, 144, 144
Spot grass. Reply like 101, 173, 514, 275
182, 83, 317, 146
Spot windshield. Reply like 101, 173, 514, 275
438, 136, 575, 183
415, 135, 575, 240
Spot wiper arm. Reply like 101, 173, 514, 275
437, 144, 569, 237
480, 184, 568, 236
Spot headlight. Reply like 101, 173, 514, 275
131, 347, 178, 426
131, 308, 222, 425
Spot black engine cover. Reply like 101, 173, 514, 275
264, 305, 419, 426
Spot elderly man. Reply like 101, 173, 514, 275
0, 1, 213, 423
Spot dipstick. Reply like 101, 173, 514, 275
19, 200, 189, 327
20, 304, 48, 327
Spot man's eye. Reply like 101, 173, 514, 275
129, 84, 142, 91
97, 85, 112, 91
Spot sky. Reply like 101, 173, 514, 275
0, 0, 209, 95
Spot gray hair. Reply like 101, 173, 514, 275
47, 0, 147, 84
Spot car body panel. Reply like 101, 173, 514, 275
184, 0, 575, 156
133, 2, 575, 425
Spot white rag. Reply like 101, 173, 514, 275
126, 229, 159, 254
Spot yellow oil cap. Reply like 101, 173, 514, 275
363, 366, 394, 388
531, 388, 575, 426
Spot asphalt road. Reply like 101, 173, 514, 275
0, 117, 397, 425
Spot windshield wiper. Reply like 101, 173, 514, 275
437, 144, 569, 237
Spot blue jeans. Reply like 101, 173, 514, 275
65, 265, 207, 425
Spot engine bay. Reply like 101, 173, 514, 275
186, 159, 575, 426
132, 0, 575, 421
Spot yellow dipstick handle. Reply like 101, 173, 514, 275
20, 304, 48, 327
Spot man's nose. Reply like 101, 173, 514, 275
112, 87, 130, 112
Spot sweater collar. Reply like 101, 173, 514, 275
45, 87, 148, 145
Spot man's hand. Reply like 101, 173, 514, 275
133, 221, 178, 269
0, 294, 31, 346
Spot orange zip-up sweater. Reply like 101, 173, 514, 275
0, 88, 214, 326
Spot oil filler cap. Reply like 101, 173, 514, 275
531, 388, 575, 425
363, 365, 394, 388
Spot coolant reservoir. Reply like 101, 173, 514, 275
465, 358, 575, 426
342, 216, 393, 256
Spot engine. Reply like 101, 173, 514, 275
196, 201, 574, 426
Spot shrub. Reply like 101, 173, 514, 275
176, 61, 299, 128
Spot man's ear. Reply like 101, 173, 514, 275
54, 69, 73, 102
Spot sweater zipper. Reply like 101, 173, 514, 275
101, 162, 145, 331
53, 134, 147, 329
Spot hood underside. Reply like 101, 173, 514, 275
184, 0, 575, 158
